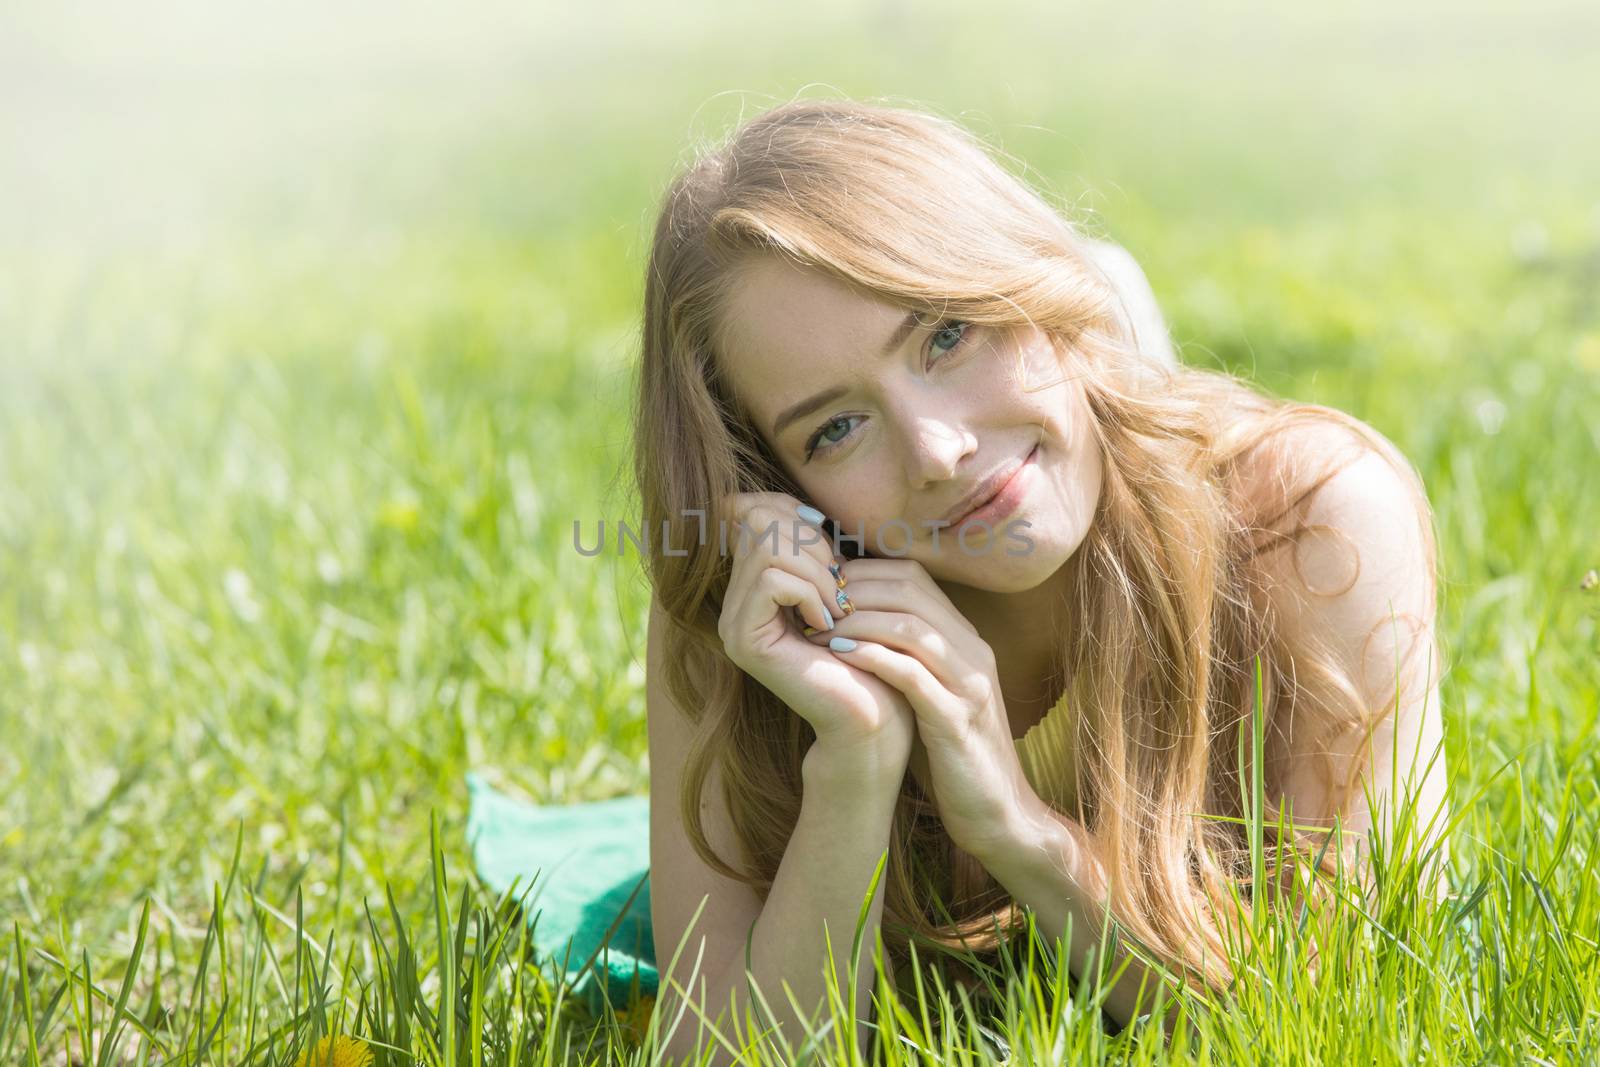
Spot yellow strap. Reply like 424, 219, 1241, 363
1014, 691, 1074, 812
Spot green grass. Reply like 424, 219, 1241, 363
3, 0, 1599, 1062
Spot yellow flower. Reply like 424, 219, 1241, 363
296, 1034, 374, 1067
616, 993, 657, 1042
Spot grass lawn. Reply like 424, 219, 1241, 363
3, 1, 1598, 1062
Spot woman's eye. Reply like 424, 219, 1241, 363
928, 320, 972, 363
803, 415, 860, 461
801, 321, 972, 463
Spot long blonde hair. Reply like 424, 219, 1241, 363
631, 97, 1439, 999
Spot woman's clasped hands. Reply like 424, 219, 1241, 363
713, 489, 1040, 863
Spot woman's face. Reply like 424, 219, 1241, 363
715, 255, 1103, 593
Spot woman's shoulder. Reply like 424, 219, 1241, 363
1232, 404, 1439, 681
1077, 236, 1177, 368
1220, 400, 1427, 540
1235, 409, 1445, 832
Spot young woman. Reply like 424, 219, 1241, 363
634, 98, 1451, 1055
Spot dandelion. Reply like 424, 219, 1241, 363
296, 1034, 374, 1067
615, 993, 657, 1043
1473, 396, 1507, 436
223, 567, 263, 624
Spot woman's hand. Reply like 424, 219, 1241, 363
801, 556, 1042, 863
713, 492, 917, 784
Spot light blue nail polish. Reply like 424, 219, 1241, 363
829, 636, 857, 652
796, 504, 825, 525
822, 606, 833, 629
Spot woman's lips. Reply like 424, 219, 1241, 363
953, 443, 1038, 529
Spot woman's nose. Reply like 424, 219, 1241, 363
905, 418, 975, 487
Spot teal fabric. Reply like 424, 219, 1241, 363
465, 772, 657, 1012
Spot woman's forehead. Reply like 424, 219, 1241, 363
717, 257, 909, 382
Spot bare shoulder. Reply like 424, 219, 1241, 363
1243, 414, 1436, 640
1240, 413, 1448, 840
1077, 236, 1178, 367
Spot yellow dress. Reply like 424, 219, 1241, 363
1013, 688, 1076, 813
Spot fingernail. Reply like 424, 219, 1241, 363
796, 504, 825, 525
829, 561, 846, 588
822, 606, 834, 629
829, 636, 857, 652
835, 588, 854, 615
802, 624, 819, 636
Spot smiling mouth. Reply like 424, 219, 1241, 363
946, 443, 1039, 528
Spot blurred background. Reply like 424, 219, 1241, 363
2, 0, 1597, 1041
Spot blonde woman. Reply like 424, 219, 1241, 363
635, 98, 1450, 1057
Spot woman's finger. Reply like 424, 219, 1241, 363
804, 608, 976, 694
786, 503, 849, 581
737, 502, 847, 612
730, 497, 840, 574
737, 565, 836, 640
754, 523, 843, 630
720, 495, 846, 633
817, 574, 991, 669
825, 637, 967, 741
832, 563, 979, 639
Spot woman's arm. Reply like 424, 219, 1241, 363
976, 424, 1453, 1033
794, 559, 1197, 1032
975, 803, 1190, 1033
1253, 428, 1453, 891
649, 599, 906, 1065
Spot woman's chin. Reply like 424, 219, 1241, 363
919, 531, 1075, 591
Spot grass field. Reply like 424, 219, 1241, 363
3, 1, 1598, 1063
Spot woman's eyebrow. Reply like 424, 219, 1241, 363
769, 310, 923, 438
